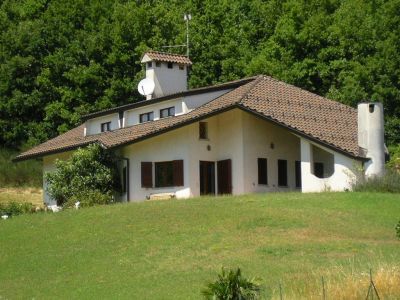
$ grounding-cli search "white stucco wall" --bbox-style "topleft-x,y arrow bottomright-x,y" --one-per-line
85,113 -> 120,136
123,90 -> 232,127
184,89 -> 232,110
121,109 -> 247,201
121,109 -> 308,202
300,138 -> 361,192
121,124 -> 192,201
242,113 -> 301,193
146,62 -> 188,98
187,109 -> 246,196
124,98 -> 184,127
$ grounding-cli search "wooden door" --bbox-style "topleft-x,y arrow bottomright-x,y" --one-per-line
217,159 -> 232,195
199,161 -> 215,195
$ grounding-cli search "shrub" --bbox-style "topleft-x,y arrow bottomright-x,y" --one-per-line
202,268 -> 262,300
0,201 -> 34,217
352,169 -> 400,193
45,144 -> 120,207
396,221 -> 400,239
387,145 -> 400,173
64,190 -> 114,208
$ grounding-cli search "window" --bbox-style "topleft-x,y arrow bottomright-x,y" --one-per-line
314,162 -> 324,178
199,122 -> 208,139
147,61 -> 153,68
101,122 -> 111,132
258,158 -> 268,185
179,64 -> 184,70
295,161 -> 301,188
156,61 -> 161,67
141,162 -> 152,188
167,62 -> 173,69
139,111 -> 154,123
160,107 -> 175,118
141,160 -> 184,188
278,159 -> 288,187
155,160 -> 183,187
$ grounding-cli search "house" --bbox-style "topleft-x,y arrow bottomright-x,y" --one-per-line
14,51 -> 386,204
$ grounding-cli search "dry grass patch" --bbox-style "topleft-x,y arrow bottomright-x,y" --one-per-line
0,187 -> 43,206
275,264 -> 400,300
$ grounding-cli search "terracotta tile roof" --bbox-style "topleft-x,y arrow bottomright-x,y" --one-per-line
142,51 -> 192,65
14,75 -> 361,162
237,76 -> 359,156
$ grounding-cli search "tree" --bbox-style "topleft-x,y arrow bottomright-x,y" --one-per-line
0,0 -> 399,148
45,143 -> 119,207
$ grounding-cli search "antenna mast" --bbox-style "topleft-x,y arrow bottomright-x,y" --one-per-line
162,13 -> 192,58
184,13 -> 191,57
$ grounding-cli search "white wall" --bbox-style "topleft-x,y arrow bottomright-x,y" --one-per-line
184,89 -> 232,110
300,138 -> 361,192
187,109 -> 246,196
121,125 -> 192,201
121,109 -> 246,201
124,89 -> 232,127
242,112 -> 301,193
146,62 -> 187,98
124,98 -> 184,127
85,114 -> 120,136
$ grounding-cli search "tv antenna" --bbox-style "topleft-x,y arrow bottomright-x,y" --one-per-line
162,13 -> 192,58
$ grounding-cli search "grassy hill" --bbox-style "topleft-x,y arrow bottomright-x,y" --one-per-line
0,192 -> 399,299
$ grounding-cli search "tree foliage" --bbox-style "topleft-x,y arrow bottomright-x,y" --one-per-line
1,0 -> 399,148
45,143 -> 119,207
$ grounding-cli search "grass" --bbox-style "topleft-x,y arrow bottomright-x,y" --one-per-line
0,187 -> 43,207
0,192 -> 399,299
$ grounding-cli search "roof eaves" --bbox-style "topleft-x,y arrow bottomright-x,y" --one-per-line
12,140 -> 103,162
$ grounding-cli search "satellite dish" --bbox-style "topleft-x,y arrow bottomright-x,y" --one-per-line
138,78 -> 155,96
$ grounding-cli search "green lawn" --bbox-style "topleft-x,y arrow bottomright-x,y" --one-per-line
0,192 -> 399,299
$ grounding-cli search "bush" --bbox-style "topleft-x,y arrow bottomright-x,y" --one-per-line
352,169 -> 400,193
202,268 -> 262,300
45,144 -> 120,207
64,190 -> 114,208
0,201 -> 34,217
387,145 -> 400,173
396,221 -> 400,239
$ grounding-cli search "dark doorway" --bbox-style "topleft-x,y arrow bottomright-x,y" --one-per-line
199,161 -> 215,195
217,159 -> 232,195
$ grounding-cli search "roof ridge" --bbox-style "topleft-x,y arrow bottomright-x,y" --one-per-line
145,50 -> 189,58
236,75 -> 264,104
260,75 -> 357,112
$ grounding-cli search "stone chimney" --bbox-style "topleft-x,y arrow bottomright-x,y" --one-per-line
358,102 -> 385,177
140,51 -> 192,99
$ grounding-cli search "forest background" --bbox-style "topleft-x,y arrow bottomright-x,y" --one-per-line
1,0 -> 399,151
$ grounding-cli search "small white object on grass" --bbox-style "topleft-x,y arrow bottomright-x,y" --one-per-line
1,215 -> 9,220
74,201 -> 80,209
48,205 -> 62,213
